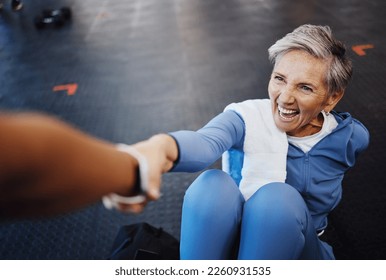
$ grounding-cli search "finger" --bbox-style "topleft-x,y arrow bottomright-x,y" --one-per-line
146,171 -> 162,201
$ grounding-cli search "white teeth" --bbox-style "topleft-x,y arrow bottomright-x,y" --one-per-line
278,105 -> 298,114
278,105 -> 298,120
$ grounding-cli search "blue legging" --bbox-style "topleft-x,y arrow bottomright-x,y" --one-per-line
180,170 -> 334,260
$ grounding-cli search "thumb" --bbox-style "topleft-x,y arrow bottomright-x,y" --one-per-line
145,167 -> 162,201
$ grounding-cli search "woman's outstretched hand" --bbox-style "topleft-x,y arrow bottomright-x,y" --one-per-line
109,134 -> 178,214
134,134 -> 178,199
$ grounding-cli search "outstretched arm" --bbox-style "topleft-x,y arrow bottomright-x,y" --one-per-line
169,110 -> 245,172
0,113 -> 141,219
128,111 -> 245,210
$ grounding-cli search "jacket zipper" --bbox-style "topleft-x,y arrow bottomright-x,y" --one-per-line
303,153 -> 310,195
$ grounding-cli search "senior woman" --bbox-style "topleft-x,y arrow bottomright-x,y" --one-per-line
111,24 -> 369,259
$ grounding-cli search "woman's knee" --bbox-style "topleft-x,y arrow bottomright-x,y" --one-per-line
185,169 -> 240,199
181,170 -> 244,260
183,169 -> 243,212
245,182 -> 307,221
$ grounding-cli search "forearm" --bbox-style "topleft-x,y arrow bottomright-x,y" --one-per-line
168,130 -> 222,172
0,113 -> 138,219
169,111 -> 245,172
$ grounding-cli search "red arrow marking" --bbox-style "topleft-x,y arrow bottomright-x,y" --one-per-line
352,44 -> 374,56
53,83 -> 78,95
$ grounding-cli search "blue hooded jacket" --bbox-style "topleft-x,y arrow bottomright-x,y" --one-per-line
286,111 -> 369,230
170,109 -> 369,232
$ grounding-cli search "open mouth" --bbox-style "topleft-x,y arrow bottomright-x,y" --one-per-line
278,105 -> 299,120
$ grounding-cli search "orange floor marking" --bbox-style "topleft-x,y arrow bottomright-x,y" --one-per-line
53,83 -> 78,95
352,44 -> 374,56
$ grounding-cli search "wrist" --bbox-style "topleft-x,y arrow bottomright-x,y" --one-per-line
102,144 -> 149,211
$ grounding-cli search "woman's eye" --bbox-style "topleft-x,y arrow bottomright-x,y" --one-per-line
301,85 -> 313,92
274,76 -> 284,82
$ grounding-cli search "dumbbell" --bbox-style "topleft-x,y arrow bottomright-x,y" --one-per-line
34,7 -> 72,29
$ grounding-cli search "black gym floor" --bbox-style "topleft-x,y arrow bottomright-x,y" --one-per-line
0,0 -> 385,259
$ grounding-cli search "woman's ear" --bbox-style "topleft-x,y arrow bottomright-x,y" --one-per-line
324,91 -> 344,113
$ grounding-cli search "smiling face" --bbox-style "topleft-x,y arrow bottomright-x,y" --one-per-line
268,50 -> 343,137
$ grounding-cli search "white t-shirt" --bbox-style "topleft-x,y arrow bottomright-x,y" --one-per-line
287,111 -> 338,153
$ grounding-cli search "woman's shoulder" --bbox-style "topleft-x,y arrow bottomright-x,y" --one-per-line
224,99 -> 272,124
351,118 -> 370,153
225,99 -> 270,111
333,111 -> 370,153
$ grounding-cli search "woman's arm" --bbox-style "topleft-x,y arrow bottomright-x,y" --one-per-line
0,113 -> 142,219
131,110 -> 245,181
127,111 -> 245,206
169,110 -> 245,172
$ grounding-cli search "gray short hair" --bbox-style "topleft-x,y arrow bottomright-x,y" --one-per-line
268,24 -> 352,95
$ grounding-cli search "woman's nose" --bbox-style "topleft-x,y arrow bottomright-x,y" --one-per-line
279,86 -> 295,104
